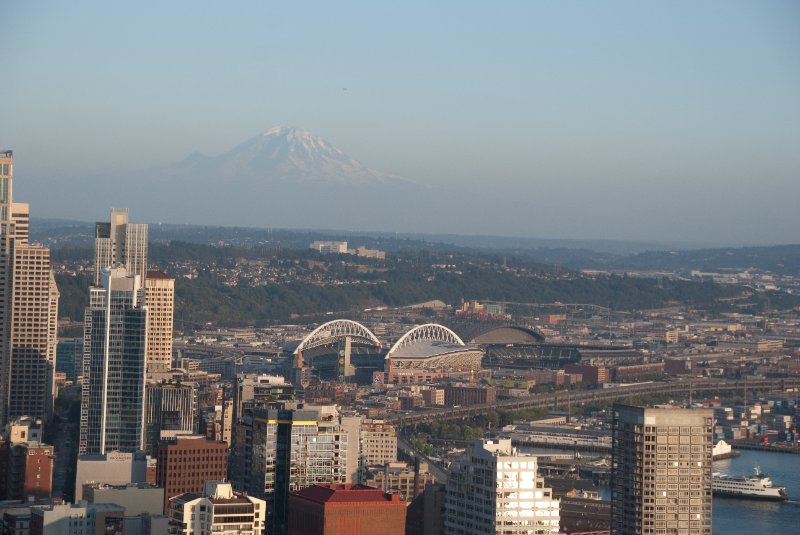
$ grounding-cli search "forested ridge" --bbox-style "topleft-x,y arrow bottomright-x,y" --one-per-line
54,241 -> 799,329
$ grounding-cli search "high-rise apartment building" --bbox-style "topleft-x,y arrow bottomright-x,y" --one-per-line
79,267 -> 147,455
144,270 -> 174,373
232,404 -> 349,535
0,151 -> 60,426
93,208 -> 148,285
444,438 -> 560,535
611,404 -> 714,535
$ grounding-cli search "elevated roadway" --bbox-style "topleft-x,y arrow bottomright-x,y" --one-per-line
388,378 -> 788,427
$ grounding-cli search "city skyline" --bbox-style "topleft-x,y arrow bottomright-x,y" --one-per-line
1,2 -> 798,244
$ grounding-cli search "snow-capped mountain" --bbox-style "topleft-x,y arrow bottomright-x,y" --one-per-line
162,126 -> 400,185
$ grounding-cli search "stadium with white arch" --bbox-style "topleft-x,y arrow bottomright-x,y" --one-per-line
283,319 -> 545,384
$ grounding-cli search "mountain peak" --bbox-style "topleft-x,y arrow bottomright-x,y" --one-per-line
165,126 -> 404,186
261,125 -> 312,138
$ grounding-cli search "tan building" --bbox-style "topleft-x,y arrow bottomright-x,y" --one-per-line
421,388 -> 444,406
364,461 -> 436,502
611,404 -> 713,535
145,270 -> 175,373
360,419 -> 397,467
0,151 -> 60,425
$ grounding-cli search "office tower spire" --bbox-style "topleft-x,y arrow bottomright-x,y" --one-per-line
0,150 -> 60,425
79,267 -> 147,455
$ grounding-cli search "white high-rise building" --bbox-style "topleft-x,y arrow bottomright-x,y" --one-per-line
444,438 -> 560,535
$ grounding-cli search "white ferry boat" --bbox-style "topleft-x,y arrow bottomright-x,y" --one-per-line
712,466 -> 788,501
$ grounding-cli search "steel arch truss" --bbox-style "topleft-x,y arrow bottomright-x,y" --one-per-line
294,319 -> 382,355
387,323 -> 465,355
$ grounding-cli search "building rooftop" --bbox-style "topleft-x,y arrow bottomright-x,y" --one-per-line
146,270 -> 173,280
292,484 -> 400,504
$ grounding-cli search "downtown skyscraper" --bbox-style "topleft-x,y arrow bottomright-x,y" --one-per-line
79,267 -> 147,455
0,150 -> 59,426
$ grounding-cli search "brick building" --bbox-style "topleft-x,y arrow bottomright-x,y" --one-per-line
0,441 -> 53,500
155,435 -> 228,513
287,484 -> 406,535
564,364 -> 609,386
444,385 -> 496,407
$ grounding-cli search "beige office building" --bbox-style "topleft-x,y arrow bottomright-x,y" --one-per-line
145,270 -> 175,373
612,404 -> 713,535
0,151 -> 59,425
360,419 -> 397,466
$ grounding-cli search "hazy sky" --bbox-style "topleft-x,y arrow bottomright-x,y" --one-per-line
2,1 -> 798,244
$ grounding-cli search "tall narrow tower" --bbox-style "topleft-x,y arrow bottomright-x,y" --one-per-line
0,150 -> 60,425
611,404 -> 713,535
79,267 -> 147,455
144,270 -> 174,373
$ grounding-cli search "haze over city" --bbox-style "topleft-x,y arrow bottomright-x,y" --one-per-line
2,1 -> 798,244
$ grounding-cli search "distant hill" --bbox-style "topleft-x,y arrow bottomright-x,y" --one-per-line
557,244 -> 800,277
32,219 -> 799,276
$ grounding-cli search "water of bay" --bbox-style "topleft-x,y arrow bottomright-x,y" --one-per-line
712,449 -> 800,534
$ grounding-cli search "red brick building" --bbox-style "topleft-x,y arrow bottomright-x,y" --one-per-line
0,441 -> 53,500
155,435 -> 228,513
288,484 -> 406,535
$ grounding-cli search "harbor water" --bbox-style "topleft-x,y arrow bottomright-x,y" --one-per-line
712,449 -> 800,534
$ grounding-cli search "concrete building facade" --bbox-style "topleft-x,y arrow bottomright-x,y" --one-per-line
611,404 -> 713,535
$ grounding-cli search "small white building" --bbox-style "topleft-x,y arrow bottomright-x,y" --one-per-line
168,481 -> 266,535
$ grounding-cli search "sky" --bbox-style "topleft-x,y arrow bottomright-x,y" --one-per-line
1,1 -> 798,245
